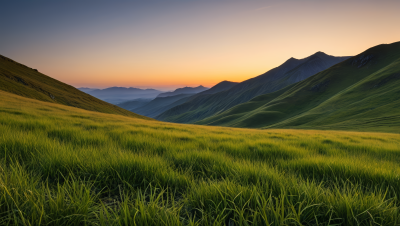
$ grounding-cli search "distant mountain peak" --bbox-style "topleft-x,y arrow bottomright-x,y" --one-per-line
282,57 -> 300,66
313,51 -> 329,57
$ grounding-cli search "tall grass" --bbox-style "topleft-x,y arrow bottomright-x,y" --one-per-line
1,91 -> 400,225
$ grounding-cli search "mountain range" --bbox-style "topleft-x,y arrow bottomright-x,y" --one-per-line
156,52 -> 350,123
78,87 -> 164,104
129,81 -> 238,118
198,41 -> 400,133
157,85 -> 209,98
2,41 -> 400,134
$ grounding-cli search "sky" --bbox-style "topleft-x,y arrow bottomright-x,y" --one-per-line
1,0 -> 399,90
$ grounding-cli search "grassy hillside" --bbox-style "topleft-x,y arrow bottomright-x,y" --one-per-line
0,55 -> 149,119
2,90 -> 400,225
199,42 -> 400,133
157,53 -> 349,123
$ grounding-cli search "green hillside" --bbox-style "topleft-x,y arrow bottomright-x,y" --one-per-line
2,90 -> 400,225
157,52 -> 349,123
0,55 -> 150,119
199,42 -> 400,133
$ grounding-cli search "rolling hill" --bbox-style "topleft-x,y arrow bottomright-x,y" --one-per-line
157,52 -> 350,123
198,41 -> 400,133
0,54 -> 150,119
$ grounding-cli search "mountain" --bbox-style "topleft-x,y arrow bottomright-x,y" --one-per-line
116,98 -> 152,111
157,52 -> 350,123
157,85 -> 208,98
198,41 -> 400,133
132,94 -> 194,118
197,81 -> 238,95
0,54 -> 151,120
79,87 -> 163,104
131,81 -> 238,118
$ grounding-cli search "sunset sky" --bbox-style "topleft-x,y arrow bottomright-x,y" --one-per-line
1,0 -> 399,90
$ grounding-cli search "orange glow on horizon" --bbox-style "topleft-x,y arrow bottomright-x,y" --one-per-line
3,0 -> 400,89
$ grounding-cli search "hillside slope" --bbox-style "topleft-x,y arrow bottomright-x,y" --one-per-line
157,52 -> 350,123
0,55 -> 151,119
199,41 -> 400,133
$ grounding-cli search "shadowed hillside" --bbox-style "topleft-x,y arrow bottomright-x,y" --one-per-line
157,52 -> 350,123
198,41 -> 400,133
0,55 -> 151,119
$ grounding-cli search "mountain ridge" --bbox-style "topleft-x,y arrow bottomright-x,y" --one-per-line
79,86 -> 164,104
157,85 -> 209,98
156,52 -> 350,123
197,41 -> 400,133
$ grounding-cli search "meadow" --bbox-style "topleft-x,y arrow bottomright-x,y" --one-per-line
1,90 -> 400,225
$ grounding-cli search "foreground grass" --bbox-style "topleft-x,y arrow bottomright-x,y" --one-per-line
1,90 -> 400,225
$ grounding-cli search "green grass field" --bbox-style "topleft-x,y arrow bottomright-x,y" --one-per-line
2,90 -> 400,225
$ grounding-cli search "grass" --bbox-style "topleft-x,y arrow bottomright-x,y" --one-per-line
1,90 -> 400,225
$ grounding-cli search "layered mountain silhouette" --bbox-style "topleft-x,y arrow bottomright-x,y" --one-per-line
156,52 -> 350,123
198,41 -> 400,133
131,81 -> 239,118
79,87 -> 163,104
196,81 -> 238,95
157,85 -> 208,98
0,55 -> 151,119
132,94 -> 194,118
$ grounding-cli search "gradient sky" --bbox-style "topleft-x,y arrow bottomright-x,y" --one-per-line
1,0 -> 399,90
